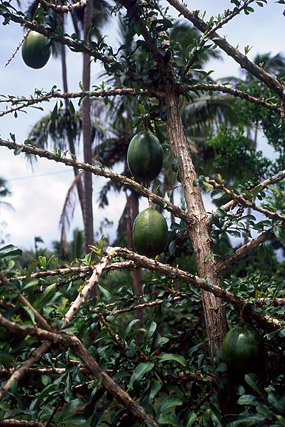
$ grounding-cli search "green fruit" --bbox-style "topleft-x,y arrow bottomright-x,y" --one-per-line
133,208 -> 168,258
222,324 -> 266,380
127,131 -> 163,182
22,31 -> 51,69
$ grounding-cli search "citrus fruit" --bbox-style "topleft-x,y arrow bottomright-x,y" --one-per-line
133,208 -> 168,258
222,324 -> 266,380
22,31 -> 51,69
127,131 -> 163,182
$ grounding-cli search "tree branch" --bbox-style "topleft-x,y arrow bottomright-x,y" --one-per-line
108,247 -> 283,331
0,341 -> 52,400
216,229 -> 272,273
221,170 -> 285,213
2,12 -> 122,70
0,138 -> 189,224
166,0 -> 285,100
181,83 -> 281,114
208,178 -> 285,222
0,88 -> 149,118
0,315 -> 158,426
39,0 -> 87,12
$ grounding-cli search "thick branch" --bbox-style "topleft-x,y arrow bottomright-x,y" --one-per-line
182,84 -> 281,114
108,247 -> 283,331
208,179 -> 285,222
0,138 -> 189,223
0,315 -> 158,426
217,229 -> 272,273
166,0 -> 285,99
62,251 -> 114,327
0,341 -> 52,400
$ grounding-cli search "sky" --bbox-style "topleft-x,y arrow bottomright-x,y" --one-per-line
0,0 -> 284,252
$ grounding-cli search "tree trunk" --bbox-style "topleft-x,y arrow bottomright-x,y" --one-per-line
126,190 -> 144,340
60,14 -> 85,222
82,0 -> 94,254
165,87 -> 228,355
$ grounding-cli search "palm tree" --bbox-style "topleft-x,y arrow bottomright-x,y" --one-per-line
23,0 -> 110,255
0,177 -> 12,210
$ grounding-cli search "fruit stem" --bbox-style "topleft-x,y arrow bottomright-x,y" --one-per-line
148,196 -> 153,208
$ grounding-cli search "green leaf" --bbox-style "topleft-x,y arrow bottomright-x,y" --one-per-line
184,410 -> 197,427
124,319 -> 141,340
158,352 -> 187,367
21,278 -> 38,292
237,394 -> 259,406
203,181 -> 213,193
157,395 -> 183,415
0,352 -> 14,369
144,320 -> 157,348
273,225 -> 282,238
157,412 -> 183,426
215,208 -> 226,218
23,305 -> 36,324
14,147 -> 23,156
148,379 -> 161,402
212,189 -> 226,200
244,373 -> 266,399
69,100 -> 75,116
0,244 -> 22,260
128,362 -> 154,388
98,284 -> 111,302
267,390 -> 285,415
35,283 -> 57,309
51,103 -> 58,122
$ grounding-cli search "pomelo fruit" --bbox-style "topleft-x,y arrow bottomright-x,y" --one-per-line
22,31 -> 51,69
133,208 -> 168,258
127,131 -> 163,182
222,324 -> 266,380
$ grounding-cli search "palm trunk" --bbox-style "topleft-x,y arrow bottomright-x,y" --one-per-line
60,14 -> 85,221
126,191 -> 144,341
82,0 -> 94,254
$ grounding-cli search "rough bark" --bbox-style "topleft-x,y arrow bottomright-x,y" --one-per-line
165,87 -> 228,355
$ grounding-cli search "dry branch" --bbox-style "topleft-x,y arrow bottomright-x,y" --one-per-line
183,83 -> 281,114
0,138 -> 189,223
0,88 -> 149,118
0,341 -> 52,400
166,0 -> 285,101
208,179 -> 285,222
39,0 -> 87,12
106,247 -> 283,331
61,251 -> 114,327
0,315 -> 158,426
